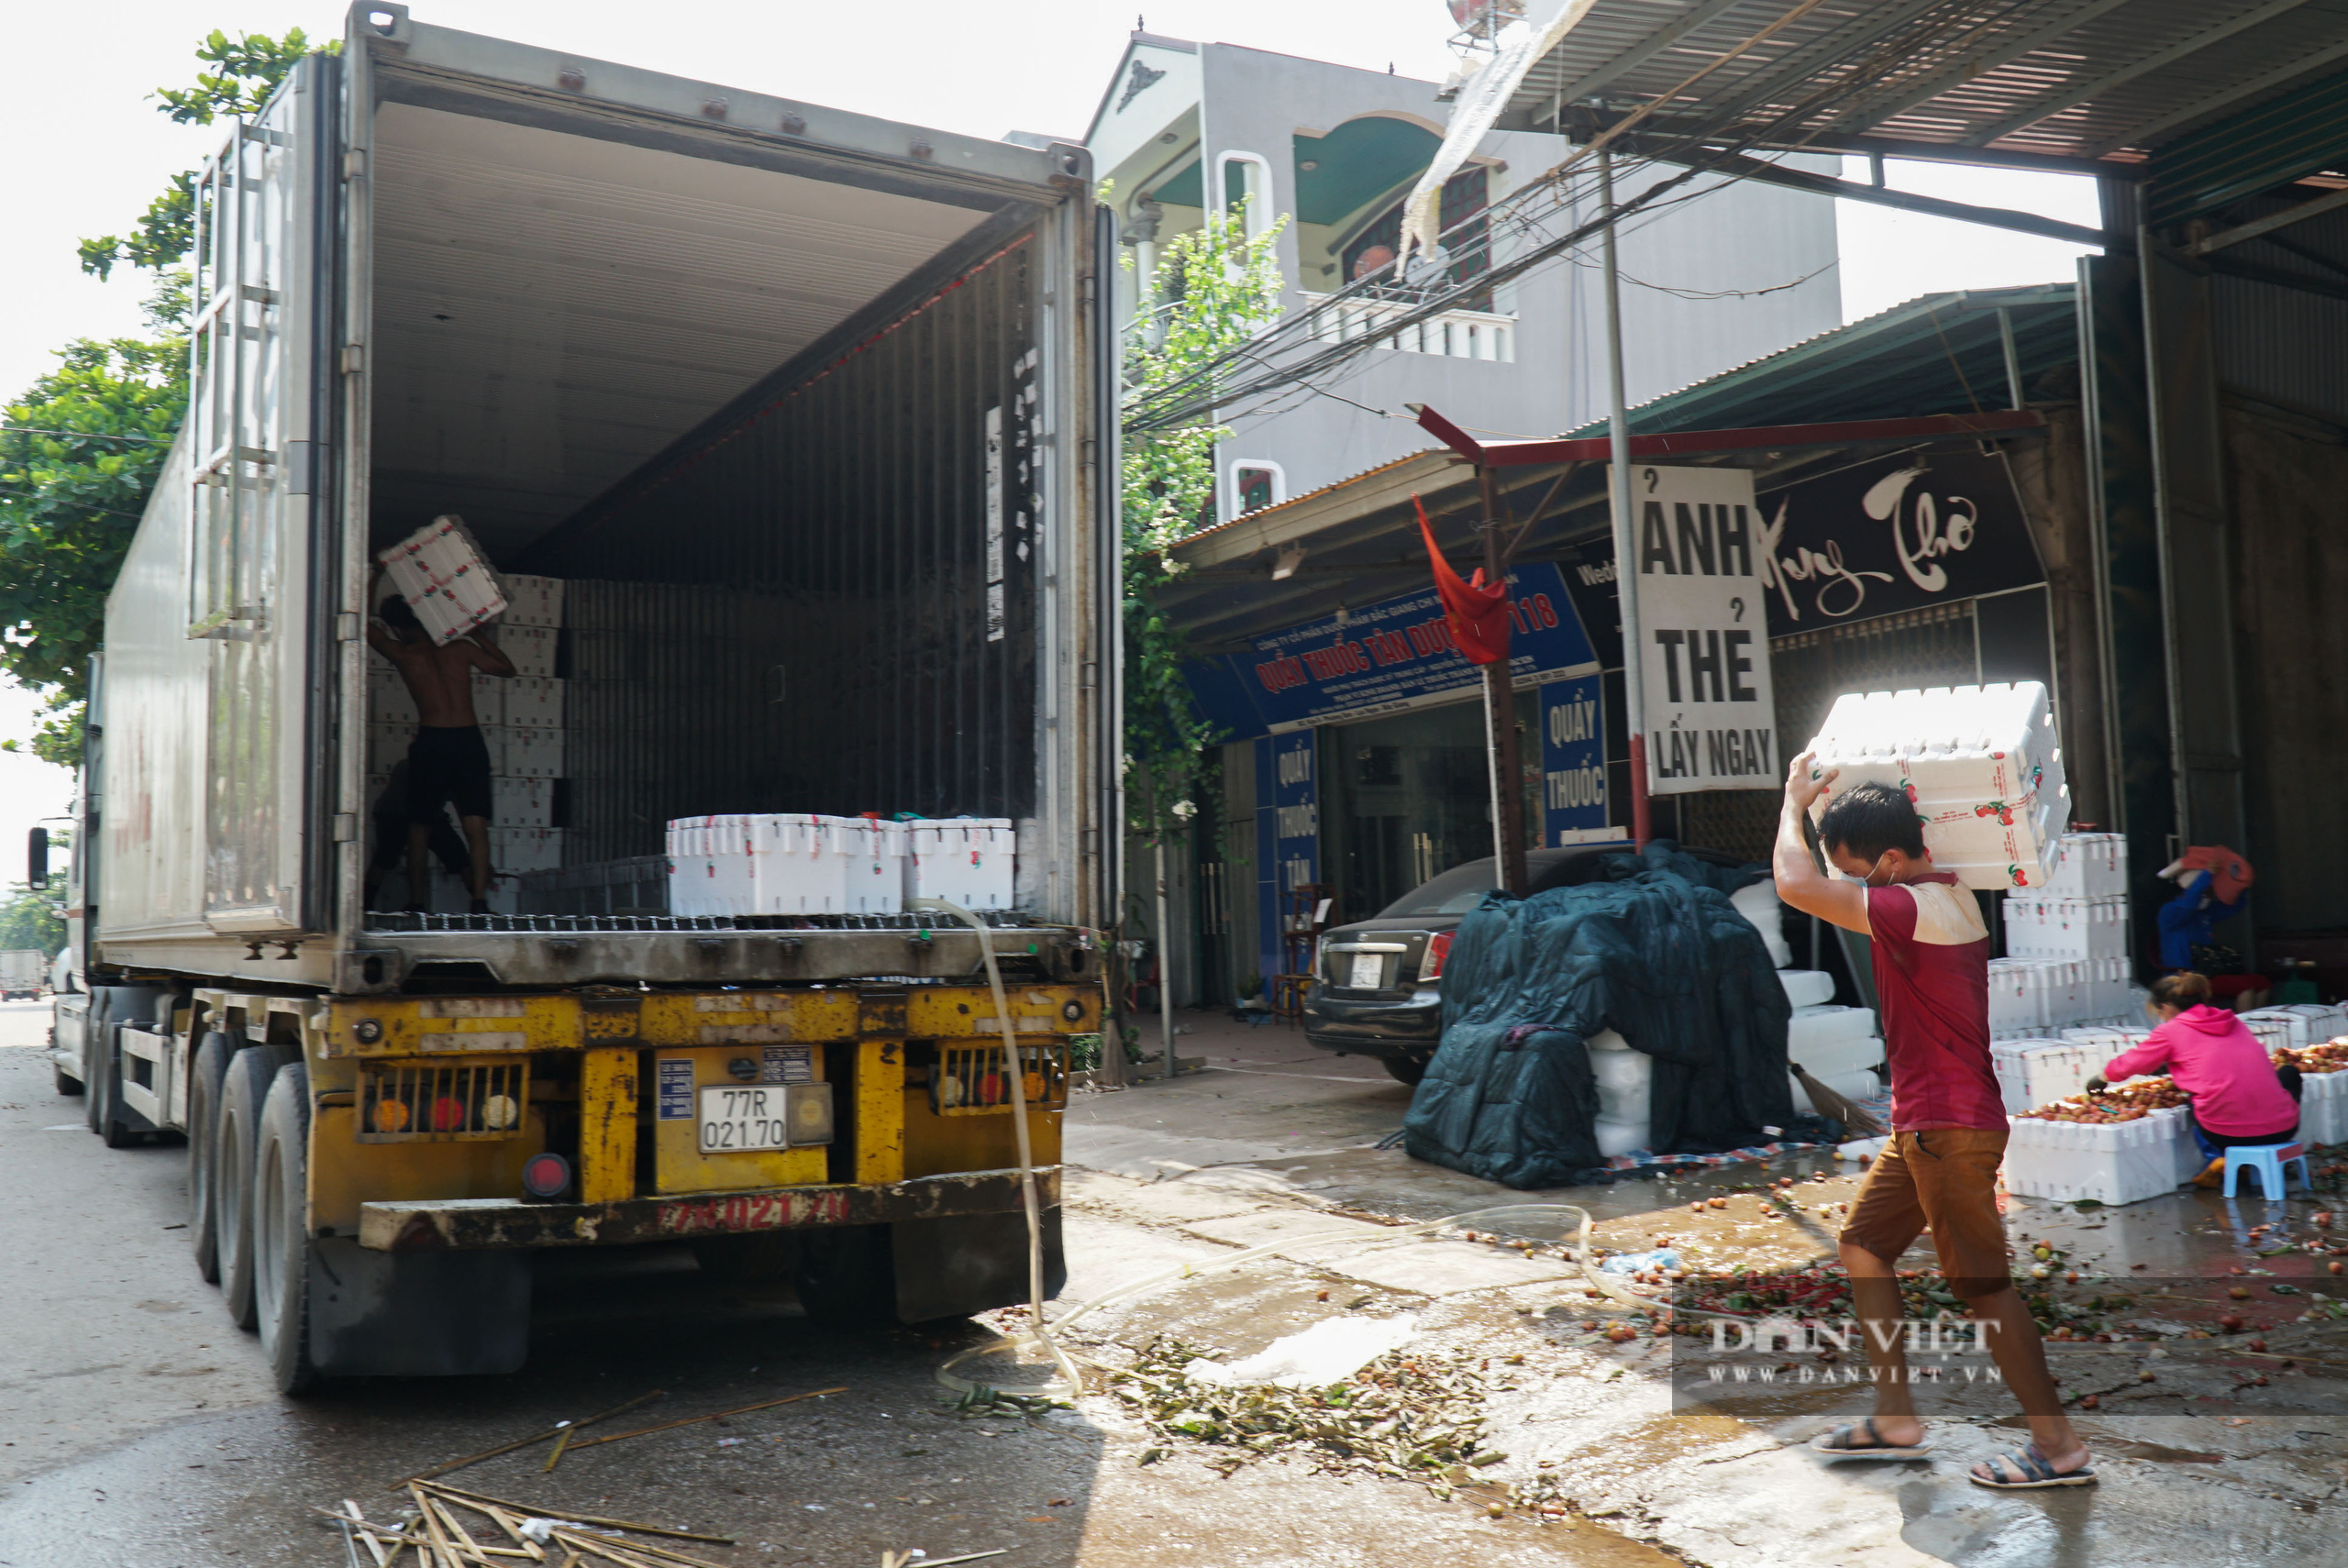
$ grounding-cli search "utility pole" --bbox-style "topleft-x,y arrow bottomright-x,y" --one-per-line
1479,464 -> 1531,895
1600,149 -> 1653,848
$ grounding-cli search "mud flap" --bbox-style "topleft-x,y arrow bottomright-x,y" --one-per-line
890,1206 -> 1065,1323
306,1238 -> 532,1375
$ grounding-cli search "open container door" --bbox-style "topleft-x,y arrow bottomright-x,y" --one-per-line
186,54 -> 338,937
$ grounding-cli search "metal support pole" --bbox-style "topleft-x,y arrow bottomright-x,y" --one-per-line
1479,464 -> 1531,895
1156,835 -> 1176,1082
1600,150 -> 1652,848
1997,306 -> 2026,410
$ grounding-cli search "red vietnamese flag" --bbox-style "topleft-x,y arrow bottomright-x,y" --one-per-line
1413,494 -> 1510,665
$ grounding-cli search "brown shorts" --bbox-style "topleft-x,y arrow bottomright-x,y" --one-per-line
1840,1128 -> 2013,1298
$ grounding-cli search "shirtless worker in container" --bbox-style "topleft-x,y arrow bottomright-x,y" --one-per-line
368,567 -> 515,914
1771,754 -> 2094,1490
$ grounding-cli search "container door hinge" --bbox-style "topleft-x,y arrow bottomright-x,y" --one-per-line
332,812 -> 359,844
343,149 -> 367,180
336,612 -> 360,642
340,345 -> 364,374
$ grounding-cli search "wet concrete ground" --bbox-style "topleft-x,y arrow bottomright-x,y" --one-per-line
5,1001 -> 2345,1567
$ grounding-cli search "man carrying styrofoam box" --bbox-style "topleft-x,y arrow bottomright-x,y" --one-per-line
1775,750 -> 2094,1490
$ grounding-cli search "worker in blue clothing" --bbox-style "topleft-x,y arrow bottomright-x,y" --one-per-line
2154,845 -> 2254,974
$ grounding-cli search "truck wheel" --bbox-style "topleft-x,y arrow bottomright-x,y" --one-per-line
53,1058 -> 82,1096
791,1225 -> 896,1329
97,1024 -> 146,1148
254,1060 -> 318,1395
692,1232 -> 793,1282
216,1046 -> 278,1331
83,1019 -> 109,1133
1381,1056 -> 1429,1087
186,1032 -> 234,1282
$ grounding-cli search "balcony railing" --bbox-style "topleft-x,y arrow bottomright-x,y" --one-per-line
1301,293 -> 1515,363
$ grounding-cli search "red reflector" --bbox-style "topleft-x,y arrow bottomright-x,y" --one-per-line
1421,931 -> 1455,980
522,1151 -> 571,1199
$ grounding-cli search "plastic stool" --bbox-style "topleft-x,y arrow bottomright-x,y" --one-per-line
2221,1141 -> 2309,1198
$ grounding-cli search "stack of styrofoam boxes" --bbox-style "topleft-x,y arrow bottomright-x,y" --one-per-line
670,813 -> 912,918
1991,1037 -> 2102,1114
2298,1064 -> 2348,1147
1732,879 -> 1886,1120
1587,1029 -> 1652,1158
903,818 -> 1017,912
2006,1104 -> 2196,1206
1805,682 -> 2069,891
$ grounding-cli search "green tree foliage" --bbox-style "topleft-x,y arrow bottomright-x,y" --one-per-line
1120,204 -> 1287,845
77,29 -> 327,281
0,869 -> 68,955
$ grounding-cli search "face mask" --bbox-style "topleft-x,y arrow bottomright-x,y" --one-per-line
1861,852 -> 1894,888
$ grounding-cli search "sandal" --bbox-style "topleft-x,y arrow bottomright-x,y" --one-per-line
1968,1442 -> 2096,1489
1809,1416 -> 1933,1460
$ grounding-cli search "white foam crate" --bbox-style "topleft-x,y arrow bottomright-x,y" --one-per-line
1790,1066 -> 1880,1118
2274,1003 -> 2346,1044
748,813 -> 849,915
2003,894 -> 2127,961
1806,682 -> 2068,889
502,573 -> 566,628
493,777 -> 554,831
368,667 -> 416,726
1779,969 -> 1835,1008
498,624 -> 559,679
492,826 -> 564,877
377,514 -> 506,644
836,816 -> 905,914
1730,881 -> 1792,966
2241,1013 -> 2297,1056
2004,1105 -> 2190,1206
1992,1038 -> 2099,1114
499,725 -> 564,779
903,817 -> 1015,912
366,721 -> 408,777
2299,1070 -> 2348,1146
1790,1035 -> 1884,1078
2043,832 -> 2127,899
469,670 -> 505,727
504,677 -> 563,729
669,815 -> 759,918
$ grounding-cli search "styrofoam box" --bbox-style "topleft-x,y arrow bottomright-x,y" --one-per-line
2044,833 -> 2127,899
2005,1105 -> 2190,1206
368,667 -> 417,727
469,670 -> 505,727
1779,969 -> 1836,1009
501,573 -> 566,629
836,816 -> 905,914
1791,1032 -> 1885,1079
2274,1003 -> 2346,1043
1587,1029 -> 1648,1123
2299,1069 -> 2348,1146
366,722 -> 409,777
1992,1037 -> 2098,1113
748,813 -> 847,915
903,817 -> 1016,912
667,814 -> 759,917
1791,1004 -> 1875,1044
377,514 -> 506,644
2240,1008 -> 2311,1051
2003,894 -> 2127,962
499,726 -> 564,779
492,826 -> 564,877
493,777 -> 554,831
1730,881 -> 1791,967
503,677 -> 563,729
1805,682 -> 2069,889
498,624 -> 559,679
1790,1066 -> 1880,1118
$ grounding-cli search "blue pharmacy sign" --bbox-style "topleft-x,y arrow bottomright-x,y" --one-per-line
1539,674 -> 1612,846
1252,732 -> 1320,990
1188,561 -> 1600,741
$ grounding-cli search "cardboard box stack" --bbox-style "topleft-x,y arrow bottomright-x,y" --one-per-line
366,571 -> 567,908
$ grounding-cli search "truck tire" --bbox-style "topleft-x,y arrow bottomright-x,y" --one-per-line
254,1060 -> 318,1395
216,1046 -> 278,1331
791,1225 -> 896,1329
1380,1056 -> 1429,1087
53,1058 -> 81,1096
97,1024 -> 146,1148
186,1032 -> 234,1283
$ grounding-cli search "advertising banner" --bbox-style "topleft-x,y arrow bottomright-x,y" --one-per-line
1621,464 -> 1779,795
1539,674 -> 1610,845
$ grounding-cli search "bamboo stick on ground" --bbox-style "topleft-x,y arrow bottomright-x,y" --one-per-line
393,1393 -> 664,1487
344,1500 -> 394,1567
559,1387 -> 846,1452
412,1482 -> 470,1567
416,1482 -> 734,1544
545,1527 -> 728,1568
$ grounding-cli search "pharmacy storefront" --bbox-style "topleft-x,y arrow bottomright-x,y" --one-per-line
1186,560 -> 1615,985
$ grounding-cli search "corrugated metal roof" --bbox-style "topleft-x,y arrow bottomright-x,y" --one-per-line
1562,282 -> 2079,436
1504,0 -> 2348,166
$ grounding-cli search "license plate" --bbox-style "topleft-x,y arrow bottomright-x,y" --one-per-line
1348,953 -> 1385,989
698,1085 -> 791,1154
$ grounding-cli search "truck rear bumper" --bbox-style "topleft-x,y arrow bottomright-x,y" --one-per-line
359,1165 -> 1059,1251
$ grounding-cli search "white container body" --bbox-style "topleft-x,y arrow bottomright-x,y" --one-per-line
1991,1037 -> 2097,1114
1805,682 -> 2069,889
2043,832 -> 2127,899
748,813 -> 847,915
2298,1069 -> 2348,1146
2003,894 -> 2127,961
2004,1106 -> 2188,1206
903,817 -> 1017,912
2239,1008 -> 2311,1050
831,816 -> 904,914
1778,969 -> 1835,1009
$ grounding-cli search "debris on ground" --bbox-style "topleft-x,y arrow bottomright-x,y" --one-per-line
327,1477 -> 733,1566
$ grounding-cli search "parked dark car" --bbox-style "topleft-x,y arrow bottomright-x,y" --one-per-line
1303,844 -> 1749,1084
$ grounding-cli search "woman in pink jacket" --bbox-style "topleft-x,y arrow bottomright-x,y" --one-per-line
2088,971 -> 2303,1187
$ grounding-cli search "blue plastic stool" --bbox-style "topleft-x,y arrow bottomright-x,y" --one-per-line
2221,1142 -> 2309,1198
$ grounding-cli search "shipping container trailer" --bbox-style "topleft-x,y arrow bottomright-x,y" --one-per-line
0,949 -> 44,999
50,3 -> 1118,1392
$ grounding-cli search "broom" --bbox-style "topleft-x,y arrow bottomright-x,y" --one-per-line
1791,804 -> 1888,1140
